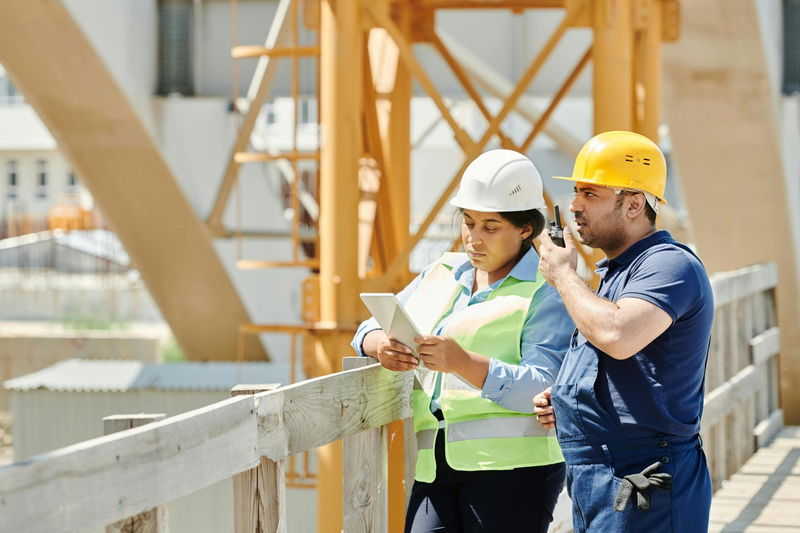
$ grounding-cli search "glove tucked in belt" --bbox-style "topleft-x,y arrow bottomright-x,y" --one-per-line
613,461 -> 673,512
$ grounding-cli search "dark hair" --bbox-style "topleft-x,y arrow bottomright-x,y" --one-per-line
499,209 -> 546,252
615,191 -> 657,225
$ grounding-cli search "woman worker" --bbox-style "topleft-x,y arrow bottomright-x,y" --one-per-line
351,149 -> 573,533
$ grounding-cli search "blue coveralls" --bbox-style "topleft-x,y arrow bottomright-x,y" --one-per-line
551,230 -> 714,533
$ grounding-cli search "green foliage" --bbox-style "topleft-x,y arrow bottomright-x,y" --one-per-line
61,313 -> 128,331
162,336 -> 186,363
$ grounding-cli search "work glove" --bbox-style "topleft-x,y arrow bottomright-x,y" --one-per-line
613,461 -> 673,511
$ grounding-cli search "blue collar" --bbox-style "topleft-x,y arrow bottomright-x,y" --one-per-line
595,229 -> 674,273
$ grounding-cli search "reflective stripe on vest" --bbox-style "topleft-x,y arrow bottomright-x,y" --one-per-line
406,252 -> 563,482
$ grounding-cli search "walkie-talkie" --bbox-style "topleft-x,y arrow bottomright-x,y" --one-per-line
548,205 -> 565,247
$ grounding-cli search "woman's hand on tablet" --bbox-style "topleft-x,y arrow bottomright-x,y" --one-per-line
365,330 -> 418,371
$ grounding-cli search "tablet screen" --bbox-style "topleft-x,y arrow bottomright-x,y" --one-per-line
359,293 -> 422,357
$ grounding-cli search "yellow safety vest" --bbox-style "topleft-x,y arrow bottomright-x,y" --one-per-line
404,253 -> 563,482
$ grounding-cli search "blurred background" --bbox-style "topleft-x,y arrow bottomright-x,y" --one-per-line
0,0 -> 798,531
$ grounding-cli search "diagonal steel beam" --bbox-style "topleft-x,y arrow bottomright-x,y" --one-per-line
0,0 -> 267,360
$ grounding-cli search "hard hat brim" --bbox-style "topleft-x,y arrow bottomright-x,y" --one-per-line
449,198 -> 547,212
551,175 -> 667,204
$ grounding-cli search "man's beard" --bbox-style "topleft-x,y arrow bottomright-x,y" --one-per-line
575,208 -> 627,251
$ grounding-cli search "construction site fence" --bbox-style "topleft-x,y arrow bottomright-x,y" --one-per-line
0,262 -> 782,532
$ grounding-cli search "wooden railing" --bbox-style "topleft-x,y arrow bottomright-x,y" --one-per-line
0,360 -> 412,533
702,262 -> 783,489
0,262 -> 783,532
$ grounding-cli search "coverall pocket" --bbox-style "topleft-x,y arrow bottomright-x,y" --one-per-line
606,458 -> 674,532
551,383 -> 583,442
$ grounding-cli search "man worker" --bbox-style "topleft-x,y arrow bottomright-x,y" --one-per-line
534,130 -> 714,532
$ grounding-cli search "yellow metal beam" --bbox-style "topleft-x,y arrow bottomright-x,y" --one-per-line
402,0 -> 566,7
231,44 -> 319,59
592,0 -> 634,132
0,0 -> 267,362
317,0 -> 364,531
632,0 -> 662,140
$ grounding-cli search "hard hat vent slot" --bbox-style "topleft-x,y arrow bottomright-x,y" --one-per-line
624,154 -> 634,163
509,184 -> 522,196
643,158 -> 651,166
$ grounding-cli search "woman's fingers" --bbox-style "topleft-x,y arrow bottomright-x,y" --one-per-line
388,340 -> 413,354
377,342 -> 418,371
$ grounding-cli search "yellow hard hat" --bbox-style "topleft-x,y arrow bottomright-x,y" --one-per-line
553,131 -> 667,203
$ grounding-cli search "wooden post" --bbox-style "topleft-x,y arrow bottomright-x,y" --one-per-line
102,414 -> 168,533
342,357 -> 388,532
230,384 -> 285,533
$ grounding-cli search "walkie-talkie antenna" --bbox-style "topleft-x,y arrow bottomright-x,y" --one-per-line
554,205 -> 562,227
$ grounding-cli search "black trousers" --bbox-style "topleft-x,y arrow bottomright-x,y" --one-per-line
405,429 -> 566,533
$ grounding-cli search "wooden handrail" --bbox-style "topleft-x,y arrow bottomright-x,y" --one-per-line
0,363 -> 411,533
0,262 -> 783,531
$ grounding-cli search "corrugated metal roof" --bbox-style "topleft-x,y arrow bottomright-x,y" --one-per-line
4,359 -> 291,392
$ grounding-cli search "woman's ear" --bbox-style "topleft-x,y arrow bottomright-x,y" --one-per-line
520,224 -> 533,241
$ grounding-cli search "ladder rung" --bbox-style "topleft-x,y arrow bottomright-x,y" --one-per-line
231,45 -> 320,59
234,151 -> 320,164
236,259 -> 320,270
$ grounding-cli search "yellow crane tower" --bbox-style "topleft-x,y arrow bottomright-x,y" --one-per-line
214,1 -> 681,531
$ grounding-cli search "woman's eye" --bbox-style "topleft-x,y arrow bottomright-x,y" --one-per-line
485,227 -> 497,232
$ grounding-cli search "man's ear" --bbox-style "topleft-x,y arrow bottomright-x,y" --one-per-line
627,193 -> 647,219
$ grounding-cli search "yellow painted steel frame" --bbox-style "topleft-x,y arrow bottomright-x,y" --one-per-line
211,1 -> 676,531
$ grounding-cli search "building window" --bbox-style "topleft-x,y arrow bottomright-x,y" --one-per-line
36,160 -> 47,198
785,0 -> 800,95
67,171 -> 78,191
7,160 -> 18,199
300,98 -> 316,124
0,73 -> 24,105
157,0 -> 194,96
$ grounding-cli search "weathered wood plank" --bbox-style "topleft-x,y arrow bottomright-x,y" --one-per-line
0,396 -> 260,533
233,457 -> 287,533
704,365 -> 759,427
103,414 -> 168,533
231,385 -> 285,533
103,414 -> 166,436
343,357 -> 387,533
710,263 -> 777,308
0,363 -> 413,533
754,409 -> 784,449
256,362 -> 413,460
751,327 -> 780,366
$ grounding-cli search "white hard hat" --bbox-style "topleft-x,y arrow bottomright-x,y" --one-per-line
449,149 -> 546,212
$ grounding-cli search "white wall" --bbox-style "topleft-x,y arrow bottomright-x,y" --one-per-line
756,0 -> 800,284
62,0 -> 159,135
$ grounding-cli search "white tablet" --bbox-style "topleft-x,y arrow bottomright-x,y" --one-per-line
359,293 -> 422,357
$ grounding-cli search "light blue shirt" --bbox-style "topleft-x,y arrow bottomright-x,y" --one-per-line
351,247 -> 574,413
